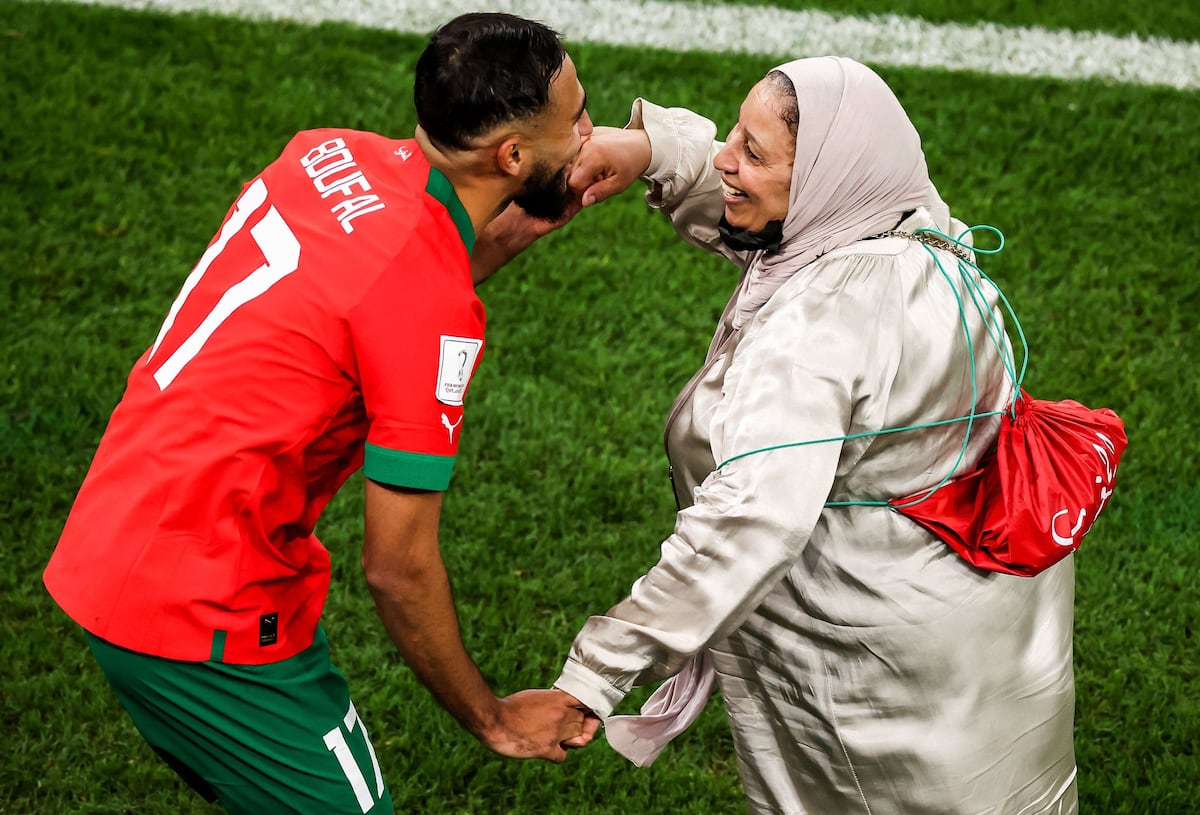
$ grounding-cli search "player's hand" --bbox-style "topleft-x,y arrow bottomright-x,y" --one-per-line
470,201 -> 583,284
477,689 -> 599,762
481,199 -> 577,250
569,126 -> 652,207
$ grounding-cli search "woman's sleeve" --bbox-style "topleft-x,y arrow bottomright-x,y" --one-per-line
629,99 -> 745,264
555,272 -> 883,717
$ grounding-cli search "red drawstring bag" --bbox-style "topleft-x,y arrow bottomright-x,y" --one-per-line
716,228 -> 1128,576
890,390 -> 1127,576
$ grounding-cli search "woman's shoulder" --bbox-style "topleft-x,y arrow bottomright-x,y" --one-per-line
823,208 -> 973,266
757,208 -> 969,321
771,241 -> 909,306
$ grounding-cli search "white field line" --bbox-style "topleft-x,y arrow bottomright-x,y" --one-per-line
52,0 -> 1200,91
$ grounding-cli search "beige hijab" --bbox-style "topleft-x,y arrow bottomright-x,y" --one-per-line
722,56 -> 948,336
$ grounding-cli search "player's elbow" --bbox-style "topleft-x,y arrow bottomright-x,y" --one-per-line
362,547 -> 403,595
361,545 -> 434,600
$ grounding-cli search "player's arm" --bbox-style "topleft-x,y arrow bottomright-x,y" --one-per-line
361,479 -> 596,761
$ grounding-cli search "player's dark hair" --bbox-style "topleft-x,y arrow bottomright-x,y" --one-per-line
414,13 -> 567,151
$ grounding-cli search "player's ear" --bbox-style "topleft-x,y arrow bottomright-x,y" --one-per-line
495,134 -> 525,178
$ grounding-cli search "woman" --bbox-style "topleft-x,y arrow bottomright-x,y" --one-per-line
554,57 -> 1077,814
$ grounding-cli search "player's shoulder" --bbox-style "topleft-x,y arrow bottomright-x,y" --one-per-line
285,127 -> 387,152
267,129 -> 472,272
273,129 -> 444,239
281,128 -> 420,176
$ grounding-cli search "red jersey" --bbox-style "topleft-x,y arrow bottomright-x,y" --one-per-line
44,130 -> 484,664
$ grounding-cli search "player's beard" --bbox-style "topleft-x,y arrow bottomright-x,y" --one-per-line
512,159 -> 573,223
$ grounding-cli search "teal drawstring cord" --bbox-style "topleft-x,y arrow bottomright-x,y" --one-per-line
713,224 -> 1027,509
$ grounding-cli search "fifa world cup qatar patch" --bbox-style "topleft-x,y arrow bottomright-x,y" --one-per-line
435,335 -> 482,405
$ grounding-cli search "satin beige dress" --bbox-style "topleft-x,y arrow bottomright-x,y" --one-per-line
556,102 -> 1078,814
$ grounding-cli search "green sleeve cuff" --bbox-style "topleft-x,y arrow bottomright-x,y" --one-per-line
363,444 -> 455,491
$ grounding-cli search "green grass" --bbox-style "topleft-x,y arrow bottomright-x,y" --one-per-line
719,0 -> 1200,41
3,2 -> 1199,813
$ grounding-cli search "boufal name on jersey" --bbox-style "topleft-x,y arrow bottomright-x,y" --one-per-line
299,137 -> 387,234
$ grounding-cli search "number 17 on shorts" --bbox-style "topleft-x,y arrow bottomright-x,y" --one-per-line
324,701 -> 390,814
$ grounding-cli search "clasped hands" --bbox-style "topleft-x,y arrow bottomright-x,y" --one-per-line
477,688 -> 600,763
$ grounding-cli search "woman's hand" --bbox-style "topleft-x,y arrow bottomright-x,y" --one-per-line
569,126 -> 653,207
471,127 -> 653,284
476,689 -> 600,763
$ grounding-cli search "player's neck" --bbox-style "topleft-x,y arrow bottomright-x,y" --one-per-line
415,128 -> 516,236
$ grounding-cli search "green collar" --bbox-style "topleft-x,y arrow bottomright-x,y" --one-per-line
424,167 -> 475,255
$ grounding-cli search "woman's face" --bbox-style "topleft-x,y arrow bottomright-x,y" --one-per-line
713,80 -> 795,233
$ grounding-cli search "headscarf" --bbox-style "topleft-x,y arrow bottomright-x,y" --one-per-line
721,56 -> 948,336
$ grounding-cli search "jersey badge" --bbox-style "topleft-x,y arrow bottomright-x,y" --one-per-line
435,335 -> 482,406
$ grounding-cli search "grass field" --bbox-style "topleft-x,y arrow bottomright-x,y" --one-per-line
3,0 -> 1198,812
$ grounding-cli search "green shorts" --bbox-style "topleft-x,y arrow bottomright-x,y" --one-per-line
86,626 -> 394,815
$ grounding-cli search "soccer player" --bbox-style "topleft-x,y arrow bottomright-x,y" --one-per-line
43,13 -> 596,815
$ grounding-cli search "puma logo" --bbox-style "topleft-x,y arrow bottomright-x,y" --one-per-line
441,412 -> 463,444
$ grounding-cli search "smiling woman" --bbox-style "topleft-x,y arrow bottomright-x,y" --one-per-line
553,55 -> 1081,815
712,73 -> 796,235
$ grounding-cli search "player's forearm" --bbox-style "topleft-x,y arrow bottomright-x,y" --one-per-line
470,200 -> 580,285
470,214 -> 537,284
366,559 -> 502,739
470,237 -> 520,284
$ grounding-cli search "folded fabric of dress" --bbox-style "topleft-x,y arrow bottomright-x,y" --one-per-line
602,651 -> 716,767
